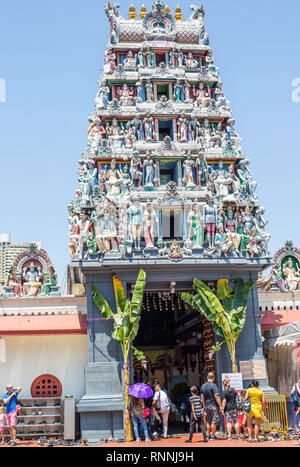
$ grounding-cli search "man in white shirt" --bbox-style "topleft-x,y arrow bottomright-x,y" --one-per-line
152,383 -> 170,439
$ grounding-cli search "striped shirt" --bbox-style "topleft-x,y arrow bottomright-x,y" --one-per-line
190,395 -> 202,417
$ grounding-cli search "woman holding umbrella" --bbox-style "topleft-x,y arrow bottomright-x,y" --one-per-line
128,383 -> 153,442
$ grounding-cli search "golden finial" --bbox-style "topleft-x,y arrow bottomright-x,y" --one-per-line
174,5 -> 183,21
165,4 -> 170,13
128,4 -> 137,20
140,4 -> 147,19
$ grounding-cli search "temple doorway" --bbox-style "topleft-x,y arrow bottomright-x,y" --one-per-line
132,287 -> 216,429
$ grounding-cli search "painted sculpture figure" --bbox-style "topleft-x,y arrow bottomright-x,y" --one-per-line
67,1 -> 271,264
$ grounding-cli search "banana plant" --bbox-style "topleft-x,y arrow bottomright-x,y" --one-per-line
181,278 -> 253,373
91,269 -> 146,442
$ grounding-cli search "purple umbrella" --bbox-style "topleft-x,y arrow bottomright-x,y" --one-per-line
128,383 -> 153,399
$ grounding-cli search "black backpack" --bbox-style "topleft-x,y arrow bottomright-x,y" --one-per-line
236,392 -> 244,411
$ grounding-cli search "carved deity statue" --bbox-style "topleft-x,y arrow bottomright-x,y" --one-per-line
143,152 -> 157,187
23,263 -> 42,296
183,155 -> 196,188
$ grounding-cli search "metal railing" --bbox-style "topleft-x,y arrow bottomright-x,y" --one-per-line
261,394 -> 288,438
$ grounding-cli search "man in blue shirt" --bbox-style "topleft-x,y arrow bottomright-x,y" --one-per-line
3,385 -> 22,446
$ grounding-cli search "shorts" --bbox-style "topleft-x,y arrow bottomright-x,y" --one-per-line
205,406 -> 219,426
6,411 -> 17,428
225,409 -> 238,425
0,424 -> 4,432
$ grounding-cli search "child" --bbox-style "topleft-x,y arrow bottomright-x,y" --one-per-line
239,390 -> 248,439
185,386 -> 208,444
0,406 -> 5,444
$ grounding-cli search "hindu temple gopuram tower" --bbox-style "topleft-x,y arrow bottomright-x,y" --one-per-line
68,2 -> 273,440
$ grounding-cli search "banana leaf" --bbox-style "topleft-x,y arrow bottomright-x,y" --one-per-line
130,270 -> 146,317
193,279 -> 224,316
216,279 -> 233,301
181,292 -> 216,323
91,286 -> 114,319
113,275 -> 126,315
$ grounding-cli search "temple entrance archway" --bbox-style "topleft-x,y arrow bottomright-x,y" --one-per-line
132,284 -> 216,431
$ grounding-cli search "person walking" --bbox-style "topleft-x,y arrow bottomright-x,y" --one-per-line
0,405 -> 5,444
239,390 -> 249,439
222,380 -> 240,440
185,386 -> 208,444
2,385 -> 22,446
127,395 -> 151,442
291,378 -> 300,444
244,380 -> 266,443
152,382 -> 170,439
200,372 -> 223,441
180,392 -> 191,433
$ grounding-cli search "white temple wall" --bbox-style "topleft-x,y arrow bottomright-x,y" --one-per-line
0,335 -> 88,402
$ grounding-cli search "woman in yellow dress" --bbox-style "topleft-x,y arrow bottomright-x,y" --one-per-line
245,380 -> 266,442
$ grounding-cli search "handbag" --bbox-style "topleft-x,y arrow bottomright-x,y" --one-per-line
144,408 -> 151,418
244,398 -> 251,413
291,384 -> 300,407
236,393 -> 244,412
167,395 -> 178,414
154,391 -> 161,411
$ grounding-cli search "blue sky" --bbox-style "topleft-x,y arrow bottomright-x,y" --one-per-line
0,0 -> 299,289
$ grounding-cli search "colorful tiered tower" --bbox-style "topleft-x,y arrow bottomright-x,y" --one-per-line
69,2 -> 274,441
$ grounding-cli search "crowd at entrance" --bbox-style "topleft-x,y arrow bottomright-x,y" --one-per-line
127,374 -> 300,444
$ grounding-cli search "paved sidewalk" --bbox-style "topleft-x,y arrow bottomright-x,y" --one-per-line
0,435 -> 299,447
103,434 -> 300,448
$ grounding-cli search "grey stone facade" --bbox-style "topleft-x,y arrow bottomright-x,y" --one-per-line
76,260 -> 274,441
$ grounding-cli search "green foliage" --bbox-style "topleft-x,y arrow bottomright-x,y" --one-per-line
91,269 -> 146,359
181,278 -> 253,372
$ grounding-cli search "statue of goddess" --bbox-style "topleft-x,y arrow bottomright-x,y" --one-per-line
183,81 -> 191,102
283,258 -> 300,291
104,49 -> 116,74
97,209 -> 118,253
5,267 -> 23,297
214,161 -> 229,197
177,114 -> 188,140
123,50 -> 137,68
246,228 -> 261,258
146,47 -> 153,67
188,118 -> 200,142
96,80 -> 110,109
169,48 -> 176,67
173,80 -> 182,102
23,263 -> 43,296
128,199 -> 143,250
185,52 -> 199,68
143,152 -> 157,187
176,48 -> 184,67
144,113 -> 154,141
130,152 -> 142,187
107,117 -> 121,136
187,204 -> 203,248
193,83 -> 210,108
145,79 -> 154,102
138,48 -> 145,67
215,226 -> 233,257
143,203 -> 159,249
242,207 -> 253,236
196,154 -> 208,186
136,80 -> 144,102
105,159 -> 123,201
183,155 -> 196,187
